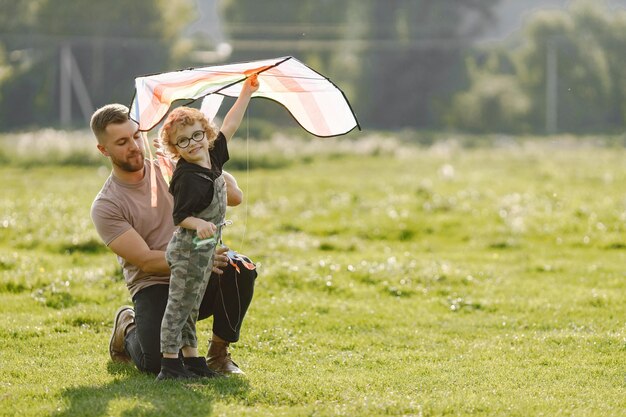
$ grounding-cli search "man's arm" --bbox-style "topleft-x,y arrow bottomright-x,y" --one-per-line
108,227 -> 230,276
108,228 -> 170,275
223,171 -> 243,206
221,75 -> 259,141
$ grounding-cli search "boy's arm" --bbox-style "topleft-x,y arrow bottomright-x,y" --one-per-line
221,75 -> 259,141
179,216 -> 217,239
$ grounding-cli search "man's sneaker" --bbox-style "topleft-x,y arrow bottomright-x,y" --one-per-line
207,340 -> 245,375
109,306 -> 135,363
183,356 -> 222,378
156,357 -> 200,381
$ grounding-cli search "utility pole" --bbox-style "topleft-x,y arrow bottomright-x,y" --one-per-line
60,43 -> 72,126
546,39 -> 558,134
59,42 -> 94,127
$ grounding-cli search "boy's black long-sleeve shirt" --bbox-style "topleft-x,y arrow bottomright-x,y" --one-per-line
169,132 -> 229,226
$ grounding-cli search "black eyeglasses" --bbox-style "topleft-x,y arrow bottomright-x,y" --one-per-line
175,130 -> 205,149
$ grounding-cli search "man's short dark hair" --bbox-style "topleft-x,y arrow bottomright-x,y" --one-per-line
90,104 -> 130,143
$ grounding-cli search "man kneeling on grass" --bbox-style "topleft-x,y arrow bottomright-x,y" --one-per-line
89,103 -> 257,378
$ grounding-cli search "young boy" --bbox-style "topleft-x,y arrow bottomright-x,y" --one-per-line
156,75 -> 258,380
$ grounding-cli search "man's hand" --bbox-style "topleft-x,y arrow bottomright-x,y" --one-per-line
212,245 -> 230,275
223,171 -> 243,207
152,137 -> 166,158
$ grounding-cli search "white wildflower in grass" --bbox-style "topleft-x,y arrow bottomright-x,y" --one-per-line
1,129 -> 101,166
499,193 -> 527,234
439,163 -> 455,180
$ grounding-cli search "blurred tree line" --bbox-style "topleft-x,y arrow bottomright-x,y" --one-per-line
0,0 -> 194,129
0,0 -> 625,134
448,0 -> 626,134
220,0 -> 501,131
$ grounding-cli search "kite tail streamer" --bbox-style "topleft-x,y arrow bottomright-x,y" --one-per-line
141,131 -> 158,208
156,154 -> 174,185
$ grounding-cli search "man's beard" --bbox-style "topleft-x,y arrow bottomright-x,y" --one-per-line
112,152 -> 144,172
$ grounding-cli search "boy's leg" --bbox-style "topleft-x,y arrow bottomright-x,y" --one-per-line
158,262 -> 216,380
124,284 -> 170,375
161,261 -> 211,354
181,279 -> 210,351
180,289 -> 221,379
179,314 -> 198,352
178,282 -> 222,380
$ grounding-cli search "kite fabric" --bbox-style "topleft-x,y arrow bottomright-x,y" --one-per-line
129,56 -> 360,138
200,94 -> 224,122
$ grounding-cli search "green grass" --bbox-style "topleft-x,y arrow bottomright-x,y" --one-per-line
1,136 -> 625,416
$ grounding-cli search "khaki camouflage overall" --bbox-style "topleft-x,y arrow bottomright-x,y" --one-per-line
160,174 -> 227,354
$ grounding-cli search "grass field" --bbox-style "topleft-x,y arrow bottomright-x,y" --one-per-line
0,132 -> 625,416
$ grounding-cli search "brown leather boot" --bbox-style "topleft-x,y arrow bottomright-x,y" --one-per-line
207,340 -> 244,375
109,306 -> 136,363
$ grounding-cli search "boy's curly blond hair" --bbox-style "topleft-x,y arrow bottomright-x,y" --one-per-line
159,107 -> 218,159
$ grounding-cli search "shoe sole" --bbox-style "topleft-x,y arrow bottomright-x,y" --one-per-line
206,364 -> 245,376
109,306 -> 134,359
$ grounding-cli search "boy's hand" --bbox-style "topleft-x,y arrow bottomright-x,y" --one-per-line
196,220 -> 217,239
244,74 -> 259,94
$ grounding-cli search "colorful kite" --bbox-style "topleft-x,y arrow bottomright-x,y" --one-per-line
129,56 -> 360,138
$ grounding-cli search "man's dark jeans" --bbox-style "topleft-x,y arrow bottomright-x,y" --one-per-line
124,262 -> 257,374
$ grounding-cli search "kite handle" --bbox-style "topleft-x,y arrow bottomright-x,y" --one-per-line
192,219 -> 232,249
192,235 -> 218,249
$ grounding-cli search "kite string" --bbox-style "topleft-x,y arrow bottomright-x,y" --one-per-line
217,104 -> 251,336
238,106 -> 250,252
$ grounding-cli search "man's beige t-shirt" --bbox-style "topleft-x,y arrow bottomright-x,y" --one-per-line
91,161 -> 175,297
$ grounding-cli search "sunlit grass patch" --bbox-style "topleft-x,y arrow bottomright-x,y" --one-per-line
2,138 -> 626,416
